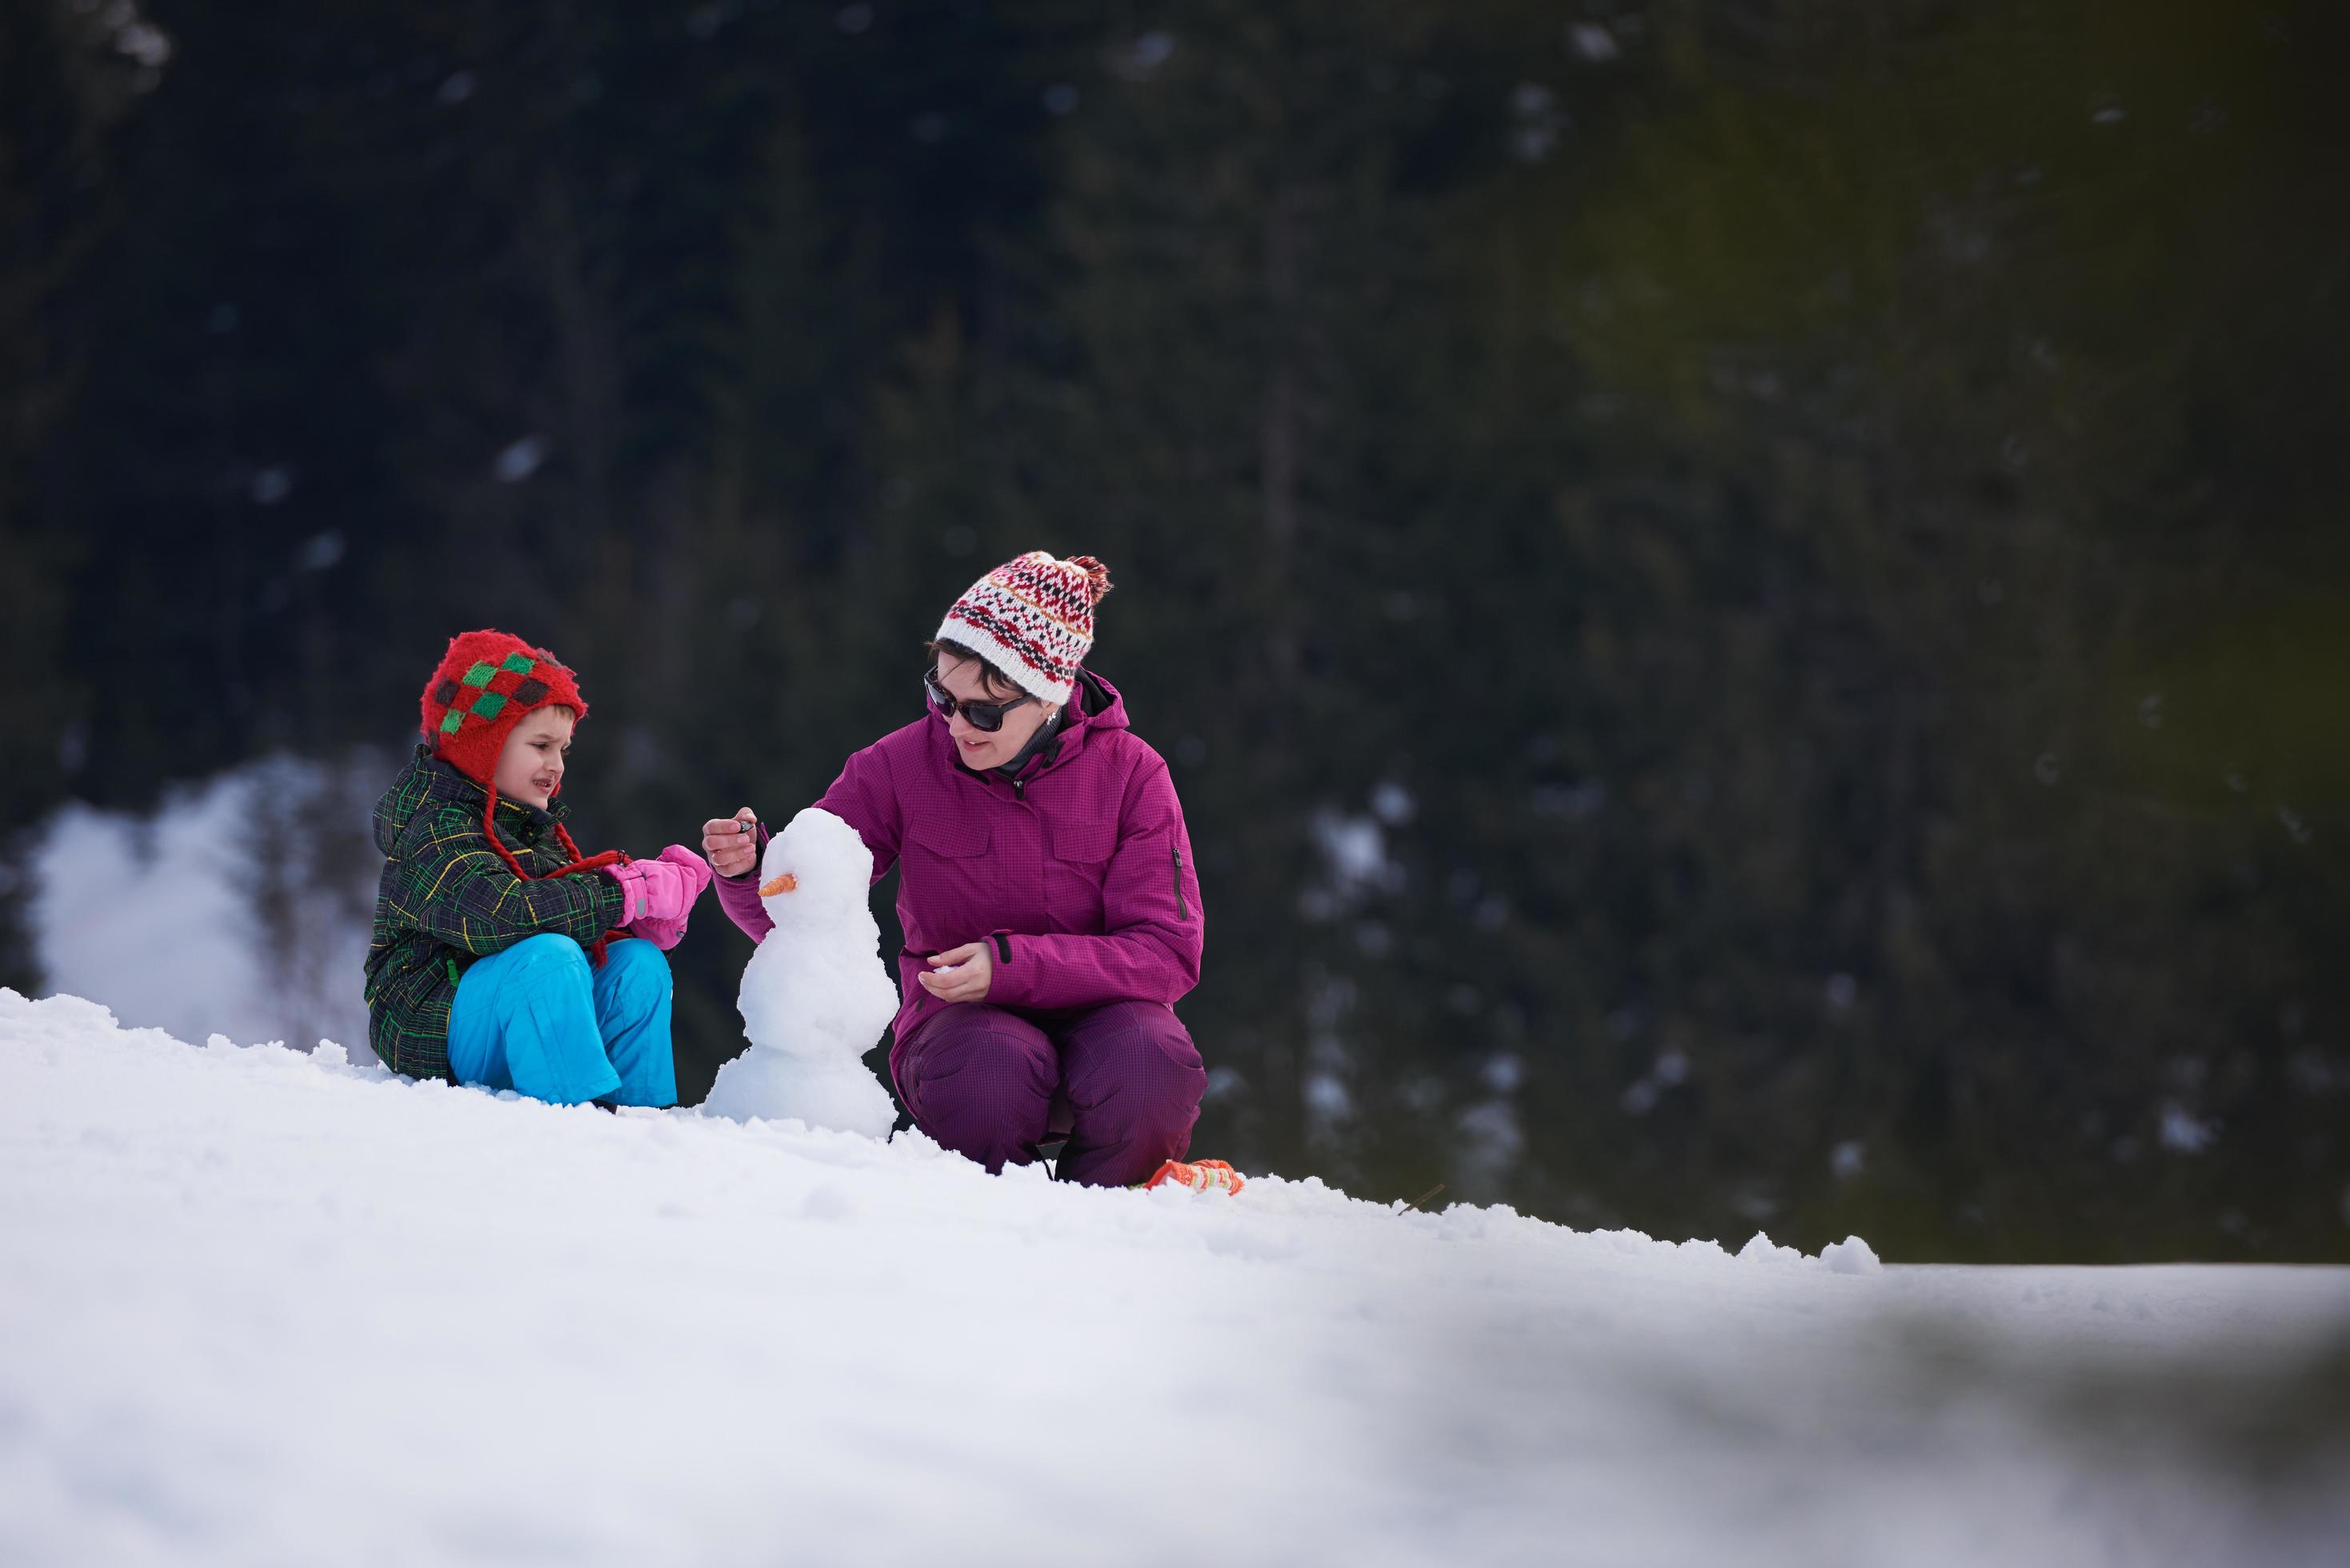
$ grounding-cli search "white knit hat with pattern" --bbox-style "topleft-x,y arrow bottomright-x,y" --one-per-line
935,550 -> 1113,705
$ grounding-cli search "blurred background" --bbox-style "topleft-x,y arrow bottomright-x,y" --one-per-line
4,0 -> 2344,1261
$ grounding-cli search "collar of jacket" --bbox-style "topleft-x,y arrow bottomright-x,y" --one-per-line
991,703 -> 1066,783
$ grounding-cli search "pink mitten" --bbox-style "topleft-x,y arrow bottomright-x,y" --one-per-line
603,846 -> 715,950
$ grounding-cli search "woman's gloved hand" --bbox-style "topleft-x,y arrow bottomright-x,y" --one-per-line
603,845 -> 715,950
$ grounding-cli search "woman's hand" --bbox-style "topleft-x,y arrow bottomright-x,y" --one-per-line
701,807 -> 759,878
917,942 -> 994,1004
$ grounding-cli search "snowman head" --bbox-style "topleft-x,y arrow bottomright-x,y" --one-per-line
757,806 -> 875,929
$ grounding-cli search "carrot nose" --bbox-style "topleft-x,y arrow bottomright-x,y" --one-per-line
759,872 -> 798,897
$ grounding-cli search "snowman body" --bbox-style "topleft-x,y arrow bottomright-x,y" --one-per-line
702,806 -> 899,1136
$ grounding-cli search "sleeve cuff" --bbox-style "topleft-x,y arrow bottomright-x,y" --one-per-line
984,930 -> 1030,1005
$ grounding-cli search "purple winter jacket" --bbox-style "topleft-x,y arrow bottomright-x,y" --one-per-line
714,670 -> 1205,1062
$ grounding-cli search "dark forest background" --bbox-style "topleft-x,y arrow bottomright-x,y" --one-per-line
6,0 -> 2346,1261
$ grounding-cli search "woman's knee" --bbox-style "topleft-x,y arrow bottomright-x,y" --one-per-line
913,1020 -> 1056,1104
909,1005 -> 1053,1069
1054,1005 -> 1203,1186
899,1006 -> 1057,1159
1061,1003 -> 1203,1099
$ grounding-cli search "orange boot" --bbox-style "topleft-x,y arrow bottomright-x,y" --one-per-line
1142,1158 -> 1245,1194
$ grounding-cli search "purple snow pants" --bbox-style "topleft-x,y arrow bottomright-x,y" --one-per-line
892,1000 -> 1207,1187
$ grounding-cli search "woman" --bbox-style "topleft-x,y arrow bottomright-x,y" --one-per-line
701,551 -> 1213,1187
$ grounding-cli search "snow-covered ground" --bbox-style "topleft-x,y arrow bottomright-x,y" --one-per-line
3,991 -> 2347,1568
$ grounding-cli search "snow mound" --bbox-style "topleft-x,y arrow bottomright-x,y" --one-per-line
3,990 -> 2347,1567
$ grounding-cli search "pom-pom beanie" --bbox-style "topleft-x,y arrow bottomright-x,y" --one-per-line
935,551 -> 1113,705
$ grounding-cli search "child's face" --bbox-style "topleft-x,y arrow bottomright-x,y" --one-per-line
494,706 -> 576,809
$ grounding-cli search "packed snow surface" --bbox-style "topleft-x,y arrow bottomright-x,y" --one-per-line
4,992 -> 2347,1567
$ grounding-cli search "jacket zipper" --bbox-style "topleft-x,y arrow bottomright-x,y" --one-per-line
1172,842 -> 1188,920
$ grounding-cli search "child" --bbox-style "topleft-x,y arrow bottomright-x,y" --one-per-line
364,630 -> 711,1106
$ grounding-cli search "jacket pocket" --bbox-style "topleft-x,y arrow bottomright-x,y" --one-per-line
1043,816 -> 1116,933
905,812 -> 991,859
902,811 -> 995,938
1049,818 -> 1117,865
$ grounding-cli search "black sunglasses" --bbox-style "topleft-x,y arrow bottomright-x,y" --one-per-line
924,668 -> 1037,733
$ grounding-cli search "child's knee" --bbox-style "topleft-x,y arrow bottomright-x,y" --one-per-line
607,936 -> 670,976
507,932 -> 594,975
473,934 -> 595,1006
594,940 -> 672,1034
602,938 -> 671,996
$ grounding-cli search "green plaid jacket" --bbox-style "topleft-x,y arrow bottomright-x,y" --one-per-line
364,746 -> 627,1078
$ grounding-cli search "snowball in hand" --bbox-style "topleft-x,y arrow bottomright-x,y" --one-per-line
702,807 -> 899,1136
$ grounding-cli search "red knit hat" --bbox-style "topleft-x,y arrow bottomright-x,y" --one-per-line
417,629 -> 622,891
421,629 -> 589,788
935,551 -> 1113,704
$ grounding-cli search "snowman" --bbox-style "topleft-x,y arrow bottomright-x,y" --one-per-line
701,806 -> 900,1136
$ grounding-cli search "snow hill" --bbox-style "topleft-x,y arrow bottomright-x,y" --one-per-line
3,990 -> 2347,1567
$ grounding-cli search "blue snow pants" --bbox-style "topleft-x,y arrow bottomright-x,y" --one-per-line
446,934 -> 677,1108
